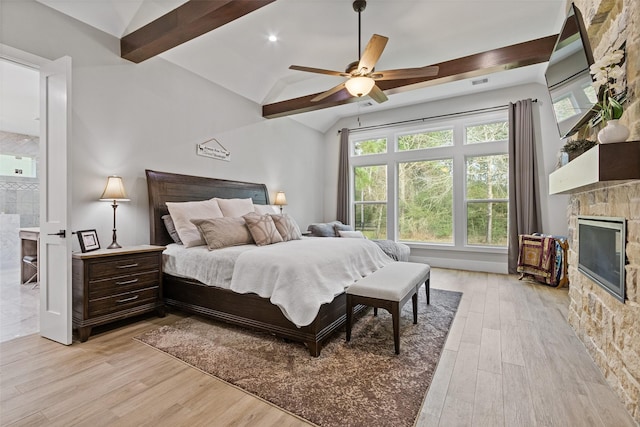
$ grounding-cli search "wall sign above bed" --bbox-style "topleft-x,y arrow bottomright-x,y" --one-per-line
196,137 -> 230,162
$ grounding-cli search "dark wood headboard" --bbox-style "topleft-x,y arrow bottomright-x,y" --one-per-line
145,169 -> 270,246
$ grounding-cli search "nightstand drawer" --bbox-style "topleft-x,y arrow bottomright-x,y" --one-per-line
88,254 -> 159,279
88,287 -> 159,317
89,271 -> 159,299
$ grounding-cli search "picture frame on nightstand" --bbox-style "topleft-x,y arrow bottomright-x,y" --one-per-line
77,229 -> 100,253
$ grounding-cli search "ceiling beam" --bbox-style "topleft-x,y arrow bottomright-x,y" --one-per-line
121,0 -> 276,63
262,35 -> 557,119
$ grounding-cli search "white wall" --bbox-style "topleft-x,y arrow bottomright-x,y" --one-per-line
322,83 -> 570,272
1,0 -> 326,250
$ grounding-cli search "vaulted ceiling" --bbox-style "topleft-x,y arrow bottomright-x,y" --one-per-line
34,0 -> 568,132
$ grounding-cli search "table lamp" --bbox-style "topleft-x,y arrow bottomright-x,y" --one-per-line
100,175 -> 130,249
274,191 -> 287,213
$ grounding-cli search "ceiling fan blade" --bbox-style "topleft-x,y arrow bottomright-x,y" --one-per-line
357,34 -> 388,74
372,66 -> 440,80
368,84 -> 388,103
311,82 -> 347,102
289,65 -> 349,77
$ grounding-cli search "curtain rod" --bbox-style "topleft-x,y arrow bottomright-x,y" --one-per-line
339,99 -> 538,134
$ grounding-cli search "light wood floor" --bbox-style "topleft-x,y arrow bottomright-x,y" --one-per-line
0,269 -> 636,426
0,267 -> 39,343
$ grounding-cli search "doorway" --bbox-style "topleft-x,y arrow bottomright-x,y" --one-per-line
0,58 -> 40,342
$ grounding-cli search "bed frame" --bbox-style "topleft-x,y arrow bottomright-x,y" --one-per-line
145,169 -> 364,356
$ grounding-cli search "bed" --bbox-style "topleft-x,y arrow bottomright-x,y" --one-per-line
146,169 -> 383,356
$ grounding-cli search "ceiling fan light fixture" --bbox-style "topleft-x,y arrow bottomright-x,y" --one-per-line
345,76 -> 375,97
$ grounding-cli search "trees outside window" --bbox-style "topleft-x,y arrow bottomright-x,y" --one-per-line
398,129 -> 452,151
398,159 -> 453,243
353,138 -> 386,156
466,155 -> 509,246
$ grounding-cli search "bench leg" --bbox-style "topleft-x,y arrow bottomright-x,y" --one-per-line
346,294 -> 353,342
392,302 -> 400,355
426,278 -> 430,305
412,292 -> 418,324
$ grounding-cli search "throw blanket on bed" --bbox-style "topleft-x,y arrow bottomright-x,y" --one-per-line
371,239 -> 410,261
230,238 -> 393,327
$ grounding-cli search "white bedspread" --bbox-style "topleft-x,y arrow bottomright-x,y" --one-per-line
230,237 -> 393,327
163,243 -> 254,289
163,238 -> 393,327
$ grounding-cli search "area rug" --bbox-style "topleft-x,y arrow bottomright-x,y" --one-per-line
135,288 -> 462,427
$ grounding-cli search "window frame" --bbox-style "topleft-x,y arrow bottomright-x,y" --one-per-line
348,111 -> 509,253
352,163 -> 388,239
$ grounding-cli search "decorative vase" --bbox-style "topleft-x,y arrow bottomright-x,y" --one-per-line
597,119 -> 630,144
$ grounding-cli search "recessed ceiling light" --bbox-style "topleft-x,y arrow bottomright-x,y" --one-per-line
268,35 -> 278,42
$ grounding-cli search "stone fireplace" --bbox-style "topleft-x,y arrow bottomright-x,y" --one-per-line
567,182 -> 640,422
566,0 -> 640,423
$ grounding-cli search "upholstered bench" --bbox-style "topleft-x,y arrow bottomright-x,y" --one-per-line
346,262 -> 431,354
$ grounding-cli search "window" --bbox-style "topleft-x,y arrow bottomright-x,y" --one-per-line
350,112 -> 509,250
466,155 -> 509,246
398,129 -> 453,151
583,83 -> 597,104
353,165 -> 387,239
552,94 -> 578,122
465,121 -> 509,144
0,154 -> 37,177
353,138 -> 386,156
398,159 -> 453,243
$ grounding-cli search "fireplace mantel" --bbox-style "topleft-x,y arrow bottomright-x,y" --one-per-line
549,141 -> 640,194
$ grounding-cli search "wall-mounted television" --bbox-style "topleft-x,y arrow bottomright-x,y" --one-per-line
545,3 -> 596,138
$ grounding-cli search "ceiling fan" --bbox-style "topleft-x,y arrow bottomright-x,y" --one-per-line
289,0 -> 439,104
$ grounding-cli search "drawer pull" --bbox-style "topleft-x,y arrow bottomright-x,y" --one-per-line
116,295 -> 139,304
117,263 -> 139,269
115,278 -> 139,286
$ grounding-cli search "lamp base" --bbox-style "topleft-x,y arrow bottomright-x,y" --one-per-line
107,227 -> 121,249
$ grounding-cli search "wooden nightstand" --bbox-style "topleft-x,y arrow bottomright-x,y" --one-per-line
72,245 -> 165,342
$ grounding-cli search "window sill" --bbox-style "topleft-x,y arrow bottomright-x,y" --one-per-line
402,241 -> 507,254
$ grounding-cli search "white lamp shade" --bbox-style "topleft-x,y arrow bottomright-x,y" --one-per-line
99,176 -> 130,201
274,191 -> 287,206
345,77 -> 375,97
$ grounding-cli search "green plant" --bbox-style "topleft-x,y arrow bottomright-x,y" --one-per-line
590,49 -> 625,122
561,139 -> 597,153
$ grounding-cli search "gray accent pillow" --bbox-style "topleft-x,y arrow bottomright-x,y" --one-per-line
162,214 -> 182,244
191,217 -> 254,250
270,214 -> 302,241
243,213 -> 284,246
307,221 -> 341,237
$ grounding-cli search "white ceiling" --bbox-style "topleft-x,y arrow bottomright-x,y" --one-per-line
9,0 -> 568,134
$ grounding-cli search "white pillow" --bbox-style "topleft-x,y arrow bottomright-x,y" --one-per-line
166,199 -> 223,247
338,230 -> 365,238
216,198 -> 255,217
254,204 -> 280,215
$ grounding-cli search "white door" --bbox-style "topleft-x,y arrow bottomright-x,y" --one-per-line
39,56 -> 72,344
